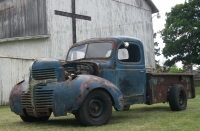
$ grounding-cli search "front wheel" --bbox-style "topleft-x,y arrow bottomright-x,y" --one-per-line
168,84 -> 187,111
75,90 -> 112,126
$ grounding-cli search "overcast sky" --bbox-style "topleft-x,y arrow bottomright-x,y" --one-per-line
151,0 -> 186,67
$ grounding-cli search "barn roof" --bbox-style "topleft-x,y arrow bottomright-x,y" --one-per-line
145,0 -> 159,13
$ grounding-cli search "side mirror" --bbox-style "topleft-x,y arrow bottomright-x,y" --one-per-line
124,42 -> 129,48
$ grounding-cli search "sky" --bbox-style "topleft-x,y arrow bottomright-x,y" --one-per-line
151,0 -> 186,67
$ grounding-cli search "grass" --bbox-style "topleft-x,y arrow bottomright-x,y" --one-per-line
1,87 -> 200,131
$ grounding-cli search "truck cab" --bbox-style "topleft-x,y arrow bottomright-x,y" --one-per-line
65,36 -> 146,106
9,36 -> 195,126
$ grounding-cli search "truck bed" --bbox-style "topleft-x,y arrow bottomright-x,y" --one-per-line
146,73 -> 195,105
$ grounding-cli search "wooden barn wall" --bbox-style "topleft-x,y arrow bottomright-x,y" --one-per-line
48,0 -> 155,68
0,38 -> 50,105
0,0 -> 47,39
0,58 -> 33,105
0,0 -> 156,105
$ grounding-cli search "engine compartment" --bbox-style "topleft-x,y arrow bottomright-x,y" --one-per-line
63,62 -> 99,79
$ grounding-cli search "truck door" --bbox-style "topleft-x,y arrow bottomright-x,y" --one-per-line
115,41 -> 146,105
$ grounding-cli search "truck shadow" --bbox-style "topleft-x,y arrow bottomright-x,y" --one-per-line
13,117 -> 79,127
12,106 -> 171,127
130,106 -> 171,112
110,105 -> 172,124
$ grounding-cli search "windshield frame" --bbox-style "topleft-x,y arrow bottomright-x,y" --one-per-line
66,41 -> 114,62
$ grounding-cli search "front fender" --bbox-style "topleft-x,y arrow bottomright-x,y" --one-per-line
53,75 -> 124,116
9,80 -> 29,115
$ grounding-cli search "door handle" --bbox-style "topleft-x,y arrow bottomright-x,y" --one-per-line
140,71 -> 144,73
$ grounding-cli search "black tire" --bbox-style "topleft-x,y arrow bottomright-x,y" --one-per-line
75,90 -> 112,126
20,115 -> 38,122
37,116 -> 51,121
168,84 -> 187,111
20,114 -> 51,122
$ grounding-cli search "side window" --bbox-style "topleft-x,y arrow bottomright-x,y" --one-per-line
118,49 -> 129,60
118,43 -> 141,62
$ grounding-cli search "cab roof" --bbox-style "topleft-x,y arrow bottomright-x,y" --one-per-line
72,36 -> 142,48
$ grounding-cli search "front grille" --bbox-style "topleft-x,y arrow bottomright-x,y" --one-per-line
21,90 -> 35,116
35,86 -> 54,107
32,68 -> 56,80
21,85 -> 54,117
21,90 -> 31,107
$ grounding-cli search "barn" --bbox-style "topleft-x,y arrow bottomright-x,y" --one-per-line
0,0 -> 158,105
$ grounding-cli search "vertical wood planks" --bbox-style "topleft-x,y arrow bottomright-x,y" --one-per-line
0,0 -> 47,39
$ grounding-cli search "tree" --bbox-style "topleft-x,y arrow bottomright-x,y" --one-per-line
161,0 -> 200,67
197,66 -> 200,70
154,33 -> 161,72
168,65 -> 183,73
183,64 -> 193,73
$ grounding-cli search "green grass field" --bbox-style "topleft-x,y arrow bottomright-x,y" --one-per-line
0,87 -> 200,131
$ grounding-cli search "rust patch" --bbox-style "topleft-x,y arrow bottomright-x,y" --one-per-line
76,94 -> 82,103
10,85 -> 21,107
66,78 -> 72,84
101,79 -> 116,93
79,75 -> 117,96
146,73 -> 194,104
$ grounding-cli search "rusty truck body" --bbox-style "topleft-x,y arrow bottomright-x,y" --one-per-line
9,36 -> 195,126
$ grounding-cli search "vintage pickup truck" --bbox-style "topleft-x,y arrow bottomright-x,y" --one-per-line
9,36 -> 195,126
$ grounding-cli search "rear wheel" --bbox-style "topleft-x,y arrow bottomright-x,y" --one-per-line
75,90 -> 112,126
168,84 -> 187,111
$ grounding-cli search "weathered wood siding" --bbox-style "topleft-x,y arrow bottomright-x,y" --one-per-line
0,0 -> 47,39
0,58 -> 32,105
50,0 -> 155,68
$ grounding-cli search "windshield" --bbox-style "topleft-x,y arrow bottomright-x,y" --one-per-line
67,42 -> 112,61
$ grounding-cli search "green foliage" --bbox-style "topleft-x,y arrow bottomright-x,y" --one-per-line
154,33 -> 161,72
168,64 -> 183,73
154,33 -> 161,58
161,0 -> 200,67
197,66 -> 200,70
155,64 -> 162,73
183,64 -> 194,72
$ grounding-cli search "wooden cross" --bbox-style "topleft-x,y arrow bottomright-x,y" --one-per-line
55,0 -> 91,44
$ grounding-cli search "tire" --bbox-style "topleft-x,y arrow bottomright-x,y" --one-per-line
168,84 -> 187,111
75,90 -> 112,126
37,116 -> 51,121
20,115 -> 38,122
20,114 -> 51,122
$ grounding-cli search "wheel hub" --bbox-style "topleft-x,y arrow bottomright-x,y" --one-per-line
89,99 -> 104,119
179,92 -> 183,104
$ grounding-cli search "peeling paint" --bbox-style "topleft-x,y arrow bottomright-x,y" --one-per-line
146,73 -> 195,105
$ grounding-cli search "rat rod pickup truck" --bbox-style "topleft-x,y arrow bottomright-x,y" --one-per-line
10,36 -> 195,126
